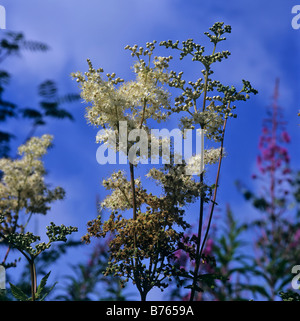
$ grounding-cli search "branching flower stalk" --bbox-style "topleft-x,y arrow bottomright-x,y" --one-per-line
73,22 -> 257,301
73,43 -> 181,300
0,135 -> 66,265
0,219 -> 77,300
160,22 -> 257,301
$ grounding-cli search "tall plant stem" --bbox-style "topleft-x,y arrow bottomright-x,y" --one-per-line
199,115 -> 227,256
190,102 -> 230,302
190,174 -> 204,301
130,163 -> 138,221
130,152 -> 143,300
29,259 -> 37,301
189,67 -> 209,301
129,98 -> 148,301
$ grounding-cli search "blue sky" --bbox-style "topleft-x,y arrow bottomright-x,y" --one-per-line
1,0 -> 300,300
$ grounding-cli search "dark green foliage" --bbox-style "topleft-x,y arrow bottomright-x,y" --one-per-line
0,32 -> 78,157
56,239 -> 128,301
207,206 -> 253,301
0,32 -> 49,156
0,31 -> 49,63
20,80 -> 78,143
9,272 -> 56,301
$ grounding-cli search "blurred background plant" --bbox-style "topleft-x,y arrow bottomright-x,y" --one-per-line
236,80 -> 300,300
0,31 -> 78,158
54,237 -> 132,301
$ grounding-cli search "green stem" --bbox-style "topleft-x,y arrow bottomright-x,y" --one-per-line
201,68 -> 209,112
199,114 -> 227,256
190,67 -> 209,302
130,163 -> 138,222
190,102 -> 230,301
130,93 -> 149,300
29,259 -> 37,301
190,174 -> 204,301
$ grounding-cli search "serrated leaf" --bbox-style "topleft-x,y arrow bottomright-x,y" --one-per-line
9,282 -> 29,301
36,271 -> 51,298
39,281 -> 57,301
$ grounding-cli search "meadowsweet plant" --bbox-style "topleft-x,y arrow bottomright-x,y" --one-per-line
159,22 -> 257,301
73,40 -> 196,301
0,135 -> 65,261
73,22 -> 257,301
0,135 -> 78,300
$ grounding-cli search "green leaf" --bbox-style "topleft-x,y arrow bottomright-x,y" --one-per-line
39,282 -> 57,301
9,282 -> 29,301
36,271 -> 57,301
36,271 -> 51,298
38,80 -> 57,98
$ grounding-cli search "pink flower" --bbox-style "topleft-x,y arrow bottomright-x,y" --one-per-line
174,249 -> 188,269
203,239 -> 214,255
294,229 -> 300,242
257,155 -> 262,171
281,131 -> 291,143
282,168 -> 291,175
290,229 -> 300,249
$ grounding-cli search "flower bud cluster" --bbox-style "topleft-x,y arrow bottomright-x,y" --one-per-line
6,232 -> 41,256
125,41 -> 157,58
2,222 -> 77,258
160,30 -> 257,141
205,22 -> 232,45
46,222 -> 78,243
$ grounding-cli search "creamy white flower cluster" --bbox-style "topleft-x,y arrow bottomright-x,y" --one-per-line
72,45 -> 172,144
101,170 -> 141,211
0,135 -> 65,221
185,147 -> 225,175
